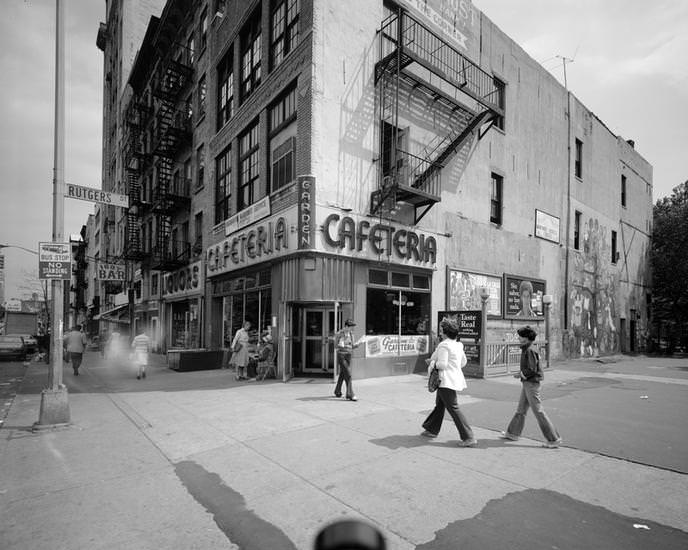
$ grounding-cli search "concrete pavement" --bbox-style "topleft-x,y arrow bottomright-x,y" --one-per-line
1,353 -> 687,549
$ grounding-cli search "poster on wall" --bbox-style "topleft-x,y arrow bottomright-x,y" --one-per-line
446,268 -> 502,317
437,311 -> 481,341
534,209 -> 560,243
365,334 -> 429,357
504,274 -> 546,320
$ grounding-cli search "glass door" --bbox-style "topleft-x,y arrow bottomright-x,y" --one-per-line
302,308 -> 335,373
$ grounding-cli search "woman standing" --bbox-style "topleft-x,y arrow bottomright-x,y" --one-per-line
230,320 -> 251,380
421,318 -> 477,447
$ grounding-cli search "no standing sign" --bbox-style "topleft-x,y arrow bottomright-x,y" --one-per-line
38,242 -> 71,280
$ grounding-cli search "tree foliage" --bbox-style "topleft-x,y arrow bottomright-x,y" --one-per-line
651,181 -> 688,341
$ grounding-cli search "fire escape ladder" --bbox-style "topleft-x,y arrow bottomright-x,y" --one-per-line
371,8 -> 504,225
413,109 -> 495,191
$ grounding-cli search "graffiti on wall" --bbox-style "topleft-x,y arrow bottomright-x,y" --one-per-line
566,218 -> 619,357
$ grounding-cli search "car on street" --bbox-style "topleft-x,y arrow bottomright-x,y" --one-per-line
13,334 -> 38,354
0,335 -> 27,361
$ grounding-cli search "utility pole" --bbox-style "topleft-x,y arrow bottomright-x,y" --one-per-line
36,0 -> 70,429
558,54 -> 573,333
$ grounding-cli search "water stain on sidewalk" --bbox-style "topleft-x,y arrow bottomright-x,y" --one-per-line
416,489 -> 688,550
174,460 -> 297,550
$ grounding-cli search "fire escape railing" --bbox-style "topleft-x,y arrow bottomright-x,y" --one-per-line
372,9 -> 504,224
149,49 -> 193,271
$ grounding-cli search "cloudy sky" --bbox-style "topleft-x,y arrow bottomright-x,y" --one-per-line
1,0 -> 687,301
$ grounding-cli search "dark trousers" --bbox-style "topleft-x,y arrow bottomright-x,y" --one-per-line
70,352 -> 83,373
422,387 -> 474,441
334,350 -> 354,398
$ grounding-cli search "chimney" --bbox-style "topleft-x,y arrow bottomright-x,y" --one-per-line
626,139 -> 635,148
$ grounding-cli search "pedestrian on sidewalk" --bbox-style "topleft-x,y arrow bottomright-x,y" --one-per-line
132,326 -> 151,380
500,325 -> 562,448
230,320 -> 251,380
64,324 -> 88,376
334,319 -> 361,401
421,318 -> 477,447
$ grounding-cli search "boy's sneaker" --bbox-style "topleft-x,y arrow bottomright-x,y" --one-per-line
421,430 -> 437,438
499,431 -> 519,441
543,438 -> 563,448
458,439 -> 478,447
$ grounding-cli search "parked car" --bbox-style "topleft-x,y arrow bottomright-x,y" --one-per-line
15,334 -> 38,354
0,335 -> 27,361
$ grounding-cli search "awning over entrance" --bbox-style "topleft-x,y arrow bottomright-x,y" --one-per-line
93,304 -> 130,323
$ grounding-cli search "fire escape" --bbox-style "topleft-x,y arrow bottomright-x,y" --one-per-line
123,96 -> 152,266
150,47 -> 193,271
371,8 -> 505,224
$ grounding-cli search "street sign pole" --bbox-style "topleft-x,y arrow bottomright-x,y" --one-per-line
36,0 -> 70,429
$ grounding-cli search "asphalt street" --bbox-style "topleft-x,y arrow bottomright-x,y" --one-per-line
1,352 -> 687,549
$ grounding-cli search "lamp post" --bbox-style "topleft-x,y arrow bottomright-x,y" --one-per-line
542,294 -> 553,368
36,0 -> 70,428
479,287 -> 490,378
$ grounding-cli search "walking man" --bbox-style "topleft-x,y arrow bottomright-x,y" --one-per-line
334,319 -> 360,401
64,324 -> 88,376
501,325 -> 562,448
132,326 -> 151,380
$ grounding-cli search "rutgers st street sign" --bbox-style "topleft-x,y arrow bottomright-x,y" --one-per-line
64,183 -> 129,207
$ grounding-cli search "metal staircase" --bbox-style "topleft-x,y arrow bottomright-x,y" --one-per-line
371,8 -> 504,224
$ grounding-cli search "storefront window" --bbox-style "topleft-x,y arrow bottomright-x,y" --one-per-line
171,301 -> 200,348
221,269 -> 271,350
366,289 -> 431,335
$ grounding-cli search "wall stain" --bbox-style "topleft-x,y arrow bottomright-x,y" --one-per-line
174,460 -> 297,550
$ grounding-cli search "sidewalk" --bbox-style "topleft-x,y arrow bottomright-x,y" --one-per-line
1,353 -> 687,549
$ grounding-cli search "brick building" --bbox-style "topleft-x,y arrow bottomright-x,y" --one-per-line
97,0 -> 652,378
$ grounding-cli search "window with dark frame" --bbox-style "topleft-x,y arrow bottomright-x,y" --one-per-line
199,7 -> 208,51
269,85 -> 297,192
493,76 -> 505,130
196,144 -> 205,189
490,172 -> 503,225
240,9 -> 262,102
575,138 -> 583,179
611,230 -> 618,264
194,212 -> 203,250
217,47 -> 234,130
198,74 -> 206,118
239,119 -> 260,210
215,145 -> 232,224
621,174 -> 627,207
270,0 -> 300,70
574,210 -> 581,250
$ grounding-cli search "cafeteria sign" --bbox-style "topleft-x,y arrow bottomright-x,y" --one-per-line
38,242 -> 71,280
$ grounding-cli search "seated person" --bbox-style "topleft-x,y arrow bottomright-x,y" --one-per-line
257,332 -> 276,378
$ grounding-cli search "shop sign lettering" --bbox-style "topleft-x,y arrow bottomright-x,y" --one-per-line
162,261 -> 203,298
207,216 -> 289,275
365,335 -> 429,357
297,175 -> 315,249
322,214 -> 436,264
97,262 -> 126,281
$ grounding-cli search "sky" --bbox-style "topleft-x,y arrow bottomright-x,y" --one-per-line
1,0 -> 687,302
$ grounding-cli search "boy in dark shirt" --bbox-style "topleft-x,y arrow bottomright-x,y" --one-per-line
500,326 -> 562,448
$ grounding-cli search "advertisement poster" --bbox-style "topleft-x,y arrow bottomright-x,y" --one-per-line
365,334 -> 429,357
504,274 -> 546,319
447,268 -> 501,317
437,310 -> 481,341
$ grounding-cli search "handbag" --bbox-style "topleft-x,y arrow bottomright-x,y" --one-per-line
428,367 -> 441,392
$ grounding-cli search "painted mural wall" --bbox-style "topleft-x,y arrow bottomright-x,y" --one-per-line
565,217 -> 619,357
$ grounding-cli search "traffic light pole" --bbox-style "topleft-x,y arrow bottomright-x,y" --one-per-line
36,0 -> 70,429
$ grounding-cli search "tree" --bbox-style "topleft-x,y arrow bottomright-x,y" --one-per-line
651,181 -> 688,352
